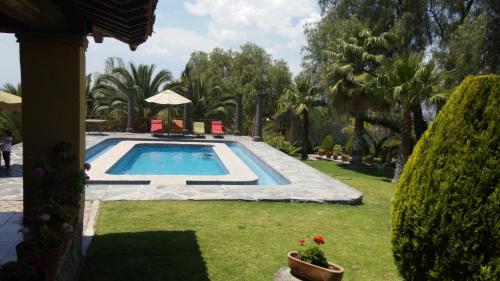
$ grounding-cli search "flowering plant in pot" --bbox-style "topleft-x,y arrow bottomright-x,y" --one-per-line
16,217 -> 64,281
288,235 -> 344,281
17,142 -> 89,281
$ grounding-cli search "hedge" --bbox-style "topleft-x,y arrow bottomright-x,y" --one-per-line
391,75 -> 500,280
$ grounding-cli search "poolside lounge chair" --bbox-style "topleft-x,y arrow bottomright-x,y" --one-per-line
193,121 -> 205,137
211,120 -> 224,138
171,119 -> 184,134
151,119 -> 163,135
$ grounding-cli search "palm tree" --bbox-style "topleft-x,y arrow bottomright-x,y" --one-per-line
0,83 -> 22,141
378,53 -> 445,181
95,57 -> 172,131
170,67 -> 235,123
326,28 -> 391,165
278,75 -> 321,160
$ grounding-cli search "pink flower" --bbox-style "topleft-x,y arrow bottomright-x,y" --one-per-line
313,234 -> 325,245
34,167 -> 45,177
84,163 -> 91,171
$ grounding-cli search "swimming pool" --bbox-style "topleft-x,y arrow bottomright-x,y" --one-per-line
86,138 -> 288,185
107,144 -> 228,175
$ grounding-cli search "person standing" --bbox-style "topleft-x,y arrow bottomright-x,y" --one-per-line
1,130 -> 13,170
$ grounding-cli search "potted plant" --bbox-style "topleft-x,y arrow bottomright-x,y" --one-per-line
318,148 -> 325,157
288,235 -> 344,281
0,261 -> 44,281
16,217 -> 64,281
341,154 -> 349,162
325,150 -> 333,158
332,145 -> 343,160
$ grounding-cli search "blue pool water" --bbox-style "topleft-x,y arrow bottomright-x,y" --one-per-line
85,139 -> 289,185
107,144 -> 228,175
227,142 -> 289,185
86,139 -> 120,163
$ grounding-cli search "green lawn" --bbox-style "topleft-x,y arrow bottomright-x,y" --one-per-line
80,161 -> 400,281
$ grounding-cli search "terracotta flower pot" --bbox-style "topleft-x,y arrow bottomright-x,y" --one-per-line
288,251 -> 344,281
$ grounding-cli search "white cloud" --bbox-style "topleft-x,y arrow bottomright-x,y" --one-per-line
86,26 -> 219,78
183,0 -> 320,48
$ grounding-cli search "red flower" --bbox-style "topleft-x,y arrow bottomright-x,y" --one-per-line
298,238 -> 305,245
313,234 -> 325,245
84,163 -> 91,171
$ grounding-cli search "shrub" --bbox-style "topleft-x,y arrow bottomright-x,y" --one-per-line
265,134 -> 301,155
391,75 -> 500,281
320,135 -> 334,151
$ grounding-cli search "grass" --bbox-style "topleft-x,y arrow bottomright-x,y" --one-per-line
80,161 -> 400,281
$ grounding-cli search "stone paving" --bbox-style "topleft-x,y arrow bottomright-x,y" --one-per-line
0,200 -> 99,265
0,132 -> 363,204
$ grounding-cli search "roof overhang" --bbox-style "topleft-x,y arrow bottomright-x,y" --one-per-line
0,0 -> 158,50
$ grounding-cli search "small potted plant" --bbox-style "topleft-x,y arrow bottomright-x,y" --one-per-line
16,219 -> 64,281
288,235 -> 344,281
318,148 -> 325,157
325,150 -> 333,158
341,154 -> 349,162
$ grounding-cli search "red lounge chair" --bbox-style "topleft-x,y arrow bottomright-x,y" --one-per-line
151,119 -> 163,134
211,120 -> 224,137
171,119 -> 184,134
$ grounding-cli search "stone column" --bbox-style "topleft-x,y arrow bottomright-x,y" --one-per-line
253,93 -> 265,142
183,103 -> 190,134
234,93 -> 242,135
17,33 -> 87,223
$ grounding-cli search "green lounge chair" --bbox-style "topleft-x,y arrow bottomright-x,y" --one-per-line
193,122 -> 205,137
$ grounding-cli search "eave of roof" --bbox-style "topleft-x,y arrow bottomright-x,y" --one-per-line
0,0 -> 158,49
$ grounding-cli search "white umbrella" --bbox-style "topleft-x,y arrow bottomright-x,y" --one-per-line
146,90 -> 191,133
0,90 -> 22,112
145,90 -> 191,105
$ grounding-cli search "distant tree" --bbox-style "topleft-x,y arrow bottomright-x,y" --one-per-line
95,57 -> 172,131
169,75 -> 235,121
483,0 -> 500,73
378,53 -> 446,181
278,75 -> 322,160
326,28 -> 391,165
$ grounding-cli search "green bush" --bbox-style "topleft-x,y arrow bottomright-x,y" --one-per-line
265,134 -> 301,155
320,135 -> 334,151
391,75 -> 500,281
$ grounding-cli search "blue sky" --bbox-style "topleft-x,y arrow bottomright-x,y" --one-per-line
0,0 -> 320,86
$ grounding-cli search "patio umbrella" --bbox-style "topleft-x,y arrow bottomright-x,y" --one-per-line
0,90 -> 22,112
145,90 -> 191,133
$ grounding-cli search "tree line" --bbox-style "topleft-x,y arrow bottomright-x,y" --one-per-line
1,0 -> 497,182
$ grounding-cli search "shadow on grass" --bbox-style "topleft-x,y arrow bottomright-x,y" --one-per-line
80,230 -> 209,281
337,163 -> 394,180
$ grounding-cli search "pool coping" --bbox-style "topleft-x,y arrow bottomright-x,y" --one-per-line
87,140 -> 258,185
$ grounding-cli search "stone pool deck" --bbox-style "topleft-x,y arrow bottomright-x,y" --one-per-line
0,133 -> 363,204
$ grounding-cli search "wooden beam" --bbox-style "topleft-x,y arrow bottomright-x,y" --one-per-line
0,0 -> 67,31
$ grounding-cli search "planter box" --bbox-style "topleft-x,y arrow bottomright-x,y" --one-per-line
288,252 -> 344,281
